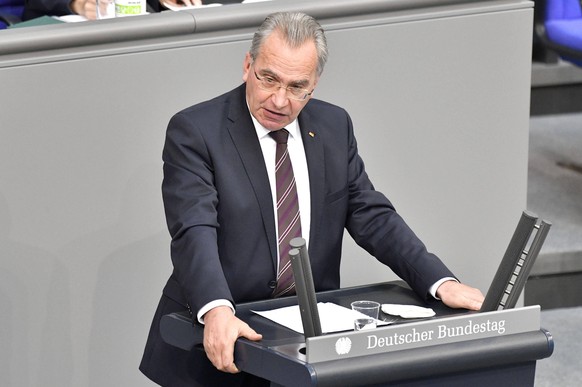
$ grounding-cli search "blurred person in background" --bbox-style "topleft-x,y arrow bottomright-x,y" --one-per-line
22,0 -> 241,21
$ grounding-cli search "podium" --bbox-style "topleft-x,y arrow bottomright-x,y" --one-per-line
160,281 -> 553,386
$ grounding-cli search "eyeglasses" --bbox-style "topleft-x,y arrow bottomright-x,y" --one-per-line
253,70 -> 313,101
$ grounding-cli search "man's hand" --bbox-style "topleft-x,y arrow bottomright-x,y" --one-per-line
70,0 -> 97,20
436,280 -> 484,311
202,306 -> 262,373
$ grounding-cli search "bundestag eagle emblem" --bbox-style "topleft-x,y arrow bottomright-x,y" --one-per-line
335,337 -> 352,355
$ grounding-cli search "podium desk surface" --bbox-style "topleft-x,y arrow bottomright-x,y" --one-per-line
161,282 -> 553,387
163,281 -> 461,347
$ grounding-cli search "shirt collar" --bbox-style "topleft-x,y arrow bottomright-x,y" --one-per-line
250,113 -> 300,142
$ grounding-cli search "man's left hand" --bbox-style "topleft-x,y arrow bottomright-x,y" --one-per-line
436,280 -> 484,311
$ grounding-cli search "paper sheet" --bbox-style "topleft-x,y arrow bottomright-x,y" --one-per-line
252,302 -> 387,334
381,304 -> 435,318
160,2 -> 223,11
55,15 -> 88,23
160,0 -> 271,11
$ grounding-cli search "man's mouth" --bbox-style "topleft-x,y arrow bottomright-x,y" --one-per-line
264,108 -> 285,117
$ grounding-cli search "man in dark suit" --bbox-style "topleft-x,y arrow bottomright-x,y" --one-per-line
140,11 -> 484,387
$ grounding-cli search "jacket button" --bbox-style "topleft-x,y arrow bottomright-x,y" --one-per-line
268,280 -> 277,289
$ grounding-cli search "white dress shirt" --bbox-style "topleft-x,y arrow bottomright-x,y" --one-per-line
197,116 -> 311,323
252,117 -> 311,266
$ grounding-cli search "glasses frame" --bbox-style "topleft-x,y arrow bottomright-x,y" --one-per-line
253,69 -> 314,101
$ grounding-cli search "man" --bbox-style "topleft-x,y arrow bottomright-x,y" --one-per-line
140,11 -> 484,387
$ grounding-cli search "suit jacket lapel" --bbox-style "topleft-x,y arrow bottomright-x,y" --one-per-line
298,107 -> 325,250
226,85 -> 278,268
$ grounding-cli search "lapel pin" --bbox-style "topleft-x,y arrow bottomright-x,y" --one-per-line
309,132 -> 315,138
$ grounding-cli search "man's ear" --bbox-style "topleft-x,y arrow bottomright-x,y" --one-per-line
242,53 -> 252,82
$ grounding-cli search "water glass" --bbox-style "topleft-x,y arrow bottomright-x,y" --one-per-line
97,0 -> 115,19
351,300 -> 380,331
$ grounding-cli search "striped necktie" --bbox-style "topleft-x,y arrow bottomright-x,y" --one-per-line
269,129 -> 302,297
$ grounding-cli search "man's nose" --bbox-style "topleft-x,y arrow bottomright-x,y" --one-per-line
271,86 -> 290,108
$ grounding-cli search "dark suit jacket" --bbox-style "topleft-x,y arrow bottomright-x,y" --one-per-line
140,84 -> 455,386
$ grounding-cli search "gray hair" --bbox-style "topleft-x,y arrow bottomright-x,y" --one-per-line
249,12 -> 328,77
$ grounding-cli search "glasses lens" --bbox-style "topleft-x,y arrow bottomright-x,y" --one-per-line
288,87 -> 304,99
255,71 -> 308,100
260,78 -> 278,91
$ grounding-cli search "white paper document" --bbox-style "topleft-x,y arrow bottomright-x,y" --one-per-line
160,2 -> 223,11
381,304 -> 436,319
252,302 -> 388,334
160,0 -> 271,11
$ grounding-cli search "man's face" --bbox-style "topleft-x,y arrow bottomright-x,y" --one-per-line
242,30 -> 319,131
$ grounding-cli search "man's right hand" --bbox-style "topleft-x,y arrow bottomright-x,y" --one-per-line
202,305 -> 262,373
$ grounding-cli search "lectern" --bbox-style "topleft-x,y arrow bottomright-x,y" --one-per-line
161,212 -> 554,386
160,281 -> 553,387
